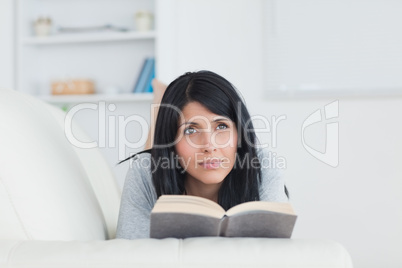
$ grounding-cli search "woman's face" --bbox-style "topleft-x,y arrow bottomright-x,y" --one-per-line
175,101 -> 238,187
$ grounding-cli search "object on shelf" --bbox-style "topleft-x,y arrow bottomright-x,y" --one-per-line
135,11 -> 153,31
57,24 -> 129,33
34,17 -> 52,36
145,59 -> 155,93
51,79 -> 95,95
133,57 -> 155,93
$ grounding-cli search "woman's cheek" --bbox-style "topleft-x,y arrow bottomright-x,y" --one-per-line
220,157 -> 232,169
214,130 -> 237,148
175,139 -> 194,170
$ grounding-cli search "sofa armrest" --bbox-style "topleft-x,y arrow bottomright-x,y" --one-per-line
1,238 -> 352,268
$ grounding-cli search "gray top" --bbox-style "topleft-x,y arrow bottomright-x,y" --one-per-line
116,148 -> 288,239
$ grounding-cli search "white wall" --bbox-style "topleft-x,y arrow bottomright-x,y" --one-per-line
263,0 -> 402,92
258,97 -> 402,268
0,0 -> 14,90
156,1 -> 402,267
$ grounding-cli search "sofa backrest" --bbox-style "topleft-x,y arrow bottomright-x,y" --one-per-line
0,90 -> 120,240
44,99 -> 121,239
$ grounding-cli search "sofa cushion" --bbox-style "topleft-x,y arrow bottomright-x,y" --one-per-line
0,90 -> 107,240
45,101 -> 121,239
0,238 -> 353,268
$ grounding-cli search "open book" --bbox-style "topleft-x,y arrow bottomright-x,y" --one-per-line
150,195 -> 297,239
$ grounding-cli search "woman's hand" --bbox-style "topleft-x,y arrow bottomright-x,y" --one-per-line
152,79 -> 167,104
144,79 -> 168,150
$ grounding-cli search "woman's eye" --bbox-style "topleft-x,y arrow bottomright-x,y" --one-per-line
184,127 -> 196,135
216,123 -> 228,130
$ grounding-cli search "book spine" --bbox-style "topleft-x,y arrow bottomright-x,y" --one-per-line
144,58 -> 155,93
139,58 -> 154,93
218,215 -> 229,237
133,58 -> 151,93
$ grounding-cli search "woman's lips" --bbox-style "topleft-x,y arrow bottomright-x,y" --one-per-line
199,160 -> 221,169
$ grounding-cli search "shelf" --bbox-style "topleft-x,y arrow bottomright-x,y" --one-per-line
22,31 -> 156,45
39,93 -> 154,103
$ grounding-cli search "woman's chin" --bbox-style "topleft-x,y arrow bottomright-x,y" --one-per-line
191,171 -> 227,185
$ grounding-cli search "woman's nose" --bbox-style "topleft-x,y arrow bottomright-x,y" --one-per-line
203,144 -> 217,153
200,132 -> 216,153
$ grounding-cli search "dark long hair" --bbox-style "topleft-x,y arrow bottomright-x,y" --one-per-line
152,71 -> 267,210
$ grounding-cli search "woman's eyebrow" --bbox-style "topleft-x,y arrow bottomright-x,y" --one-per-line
179,118 -> 230,127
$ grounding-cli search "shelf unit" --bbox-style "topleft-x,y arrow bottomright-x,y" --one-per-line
15,0 -> 156,101
22,31 -> 156,46
39,93 -> 153,104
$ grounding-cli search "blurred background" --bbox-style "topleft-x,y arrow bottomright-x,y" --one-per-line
1,0 -> 401,267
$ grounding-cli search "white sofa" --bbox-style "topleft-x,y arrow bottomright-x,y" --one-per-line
0,89 -> 353,268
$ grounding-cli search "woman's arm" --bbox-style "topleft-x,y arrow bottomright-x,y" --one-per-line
116,154 -> 157,239
144,79 -> 168,150
257,147 -> 289,202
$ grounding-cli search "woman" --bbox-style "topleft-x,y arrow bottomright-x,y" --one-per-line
116,70 -> 288,239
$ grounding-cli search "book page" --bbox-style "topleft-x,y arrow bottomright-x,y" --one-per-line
226,201 -> 295,217
151,195 -> 225,219
158,195 -> 221,210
